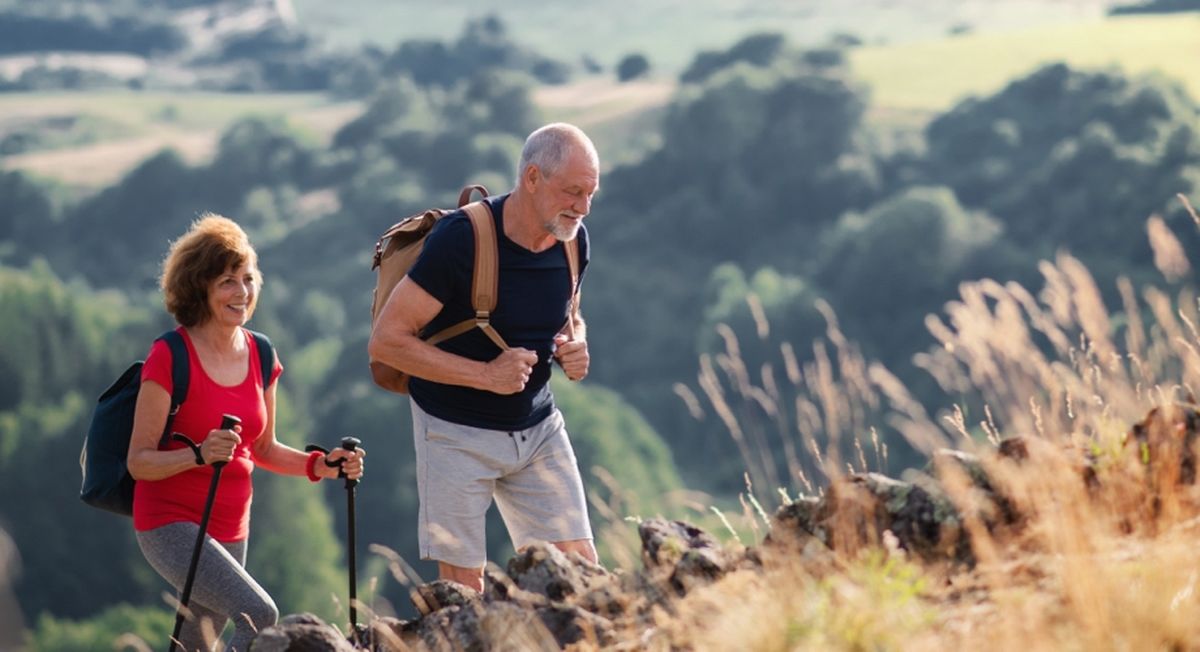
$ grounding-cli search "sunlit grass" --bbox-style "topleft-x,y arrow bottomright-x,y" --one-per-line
851,13 -> 1200,114
657,195 -> 1200,650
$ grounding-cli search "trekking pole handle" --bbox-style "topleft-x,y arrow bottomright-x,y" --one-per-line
341,437 -> 361,489
170,415 -> 240,468
304,437 -> 361,487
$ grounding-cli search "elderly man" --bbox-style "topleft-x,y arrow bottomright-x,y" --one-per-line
368,122 -> 600,591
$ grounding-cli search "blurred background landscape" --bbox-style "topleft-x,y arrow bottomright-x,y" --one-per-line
0,0 -> 1198,648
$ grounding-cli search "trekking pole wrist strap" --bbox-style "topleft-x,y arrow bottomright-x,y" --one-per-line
305,450 -> 325,482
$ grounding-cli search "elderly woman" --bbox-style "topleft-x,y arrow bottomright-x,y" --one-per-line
126,214 -> 364,651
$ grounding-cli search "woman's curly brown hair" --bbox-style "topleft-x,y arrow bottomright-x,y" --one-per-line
161,214 -> 261,327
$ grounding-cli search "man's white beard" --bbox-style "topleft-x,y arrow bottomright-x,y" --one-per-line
548,214 -> 582,241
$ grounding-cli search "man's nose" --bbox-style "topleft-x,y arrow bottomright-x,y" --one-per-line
575,194 -> 592,216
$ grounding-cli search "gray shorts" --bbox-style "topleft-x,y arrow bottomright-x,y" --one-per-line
410,400 -> 593,568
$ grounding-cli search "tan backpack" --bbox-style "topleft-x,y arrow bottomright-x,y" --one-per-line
369,185 -> 580,394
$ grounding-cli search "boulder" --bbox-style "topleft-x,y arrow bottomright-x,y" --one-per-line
248,613 -> 355,651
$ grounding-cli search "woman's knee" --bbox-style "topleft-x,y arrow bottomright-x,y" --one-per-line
237,594 -> 278,631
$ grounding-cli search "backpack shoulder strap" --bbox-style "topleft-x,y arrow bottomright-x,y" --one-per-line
427,201 -> 509,351
458,184 -> 489,207
463,201 -> 499,315
247,329 -> 275,390
158,329 -> 189,447
562,238 -> 580,341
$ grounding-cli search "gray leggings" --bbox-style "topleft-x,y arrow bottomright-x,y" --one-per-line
136,522 -> 278,652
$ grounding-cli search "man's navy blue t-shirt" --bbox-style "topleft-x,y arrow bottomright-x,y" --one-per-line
406,193 -> 589,431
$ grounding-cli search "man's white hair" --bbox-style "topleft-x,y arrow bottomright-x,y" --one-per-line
516,123 -> 598,184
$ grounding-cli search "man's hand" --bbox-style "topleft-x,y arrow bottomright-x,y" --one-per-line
553,334 -> 589,381
483,348 -> 539,394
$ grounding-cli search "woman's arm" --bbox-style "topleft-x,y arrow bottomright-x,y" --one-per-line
127,381 -> 218,480
251,380 -> 364,480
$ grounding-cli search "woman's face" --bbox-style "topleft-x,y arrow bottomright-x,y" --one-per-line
206,261 -> 259,328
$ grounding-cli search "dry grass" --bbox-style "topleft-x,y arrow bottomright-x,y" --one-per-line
655,196 -> 1200,651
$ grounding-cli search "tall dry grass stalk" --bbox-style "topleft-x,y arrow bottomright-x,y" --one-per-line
672,203 -> 1200,650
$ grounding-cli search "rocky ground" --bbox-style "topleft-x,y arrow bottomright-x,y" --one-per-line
250,402 -> 1200,651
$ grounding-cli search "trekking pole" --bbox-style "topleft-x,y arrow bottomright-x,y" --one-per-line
167,414 -> 240,652
305,436 -> 366,646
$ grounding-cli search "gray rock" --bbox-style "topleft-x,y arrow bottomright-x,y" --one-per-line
638,518 -> 730,594
409,579 -> 481,617
505,542 -> 610,602
249,613 -> 355,652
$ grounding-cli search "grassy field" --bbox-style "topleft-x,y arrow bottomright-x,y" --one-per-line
850,12 -> 1200,114
0,92 -> 360,188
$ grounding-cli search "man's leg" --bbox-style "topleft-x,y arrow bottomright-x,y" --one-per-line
497,411 -> 596,560
438,562 -> 485,592
411,399 -> 510,589
552,538 -> 598,564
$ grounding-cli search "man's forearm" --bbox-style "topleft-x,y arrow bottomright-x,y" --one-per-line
370,333 -> 488,389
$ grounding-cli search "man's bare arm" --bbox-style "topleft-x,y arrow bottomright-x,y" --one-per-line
368,277 -> 536,395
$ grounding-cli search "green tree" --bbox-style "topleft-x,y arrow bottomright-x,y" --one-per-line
813,186 -> 1019,371
679,32 -> 787,84
616,53 -> 650,82
28,603 -> 174,651
0,171 -> 57,265
51,149 -> 206,288
0,265 -> 163,621
925,64 -> 1200,272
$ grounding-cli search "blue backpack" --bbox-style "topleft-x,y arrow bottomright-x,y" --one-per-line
79,329 -> 273,516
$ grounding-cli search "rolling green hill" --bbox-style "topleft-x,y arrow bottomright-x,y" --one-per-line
5,10 -> 1193,192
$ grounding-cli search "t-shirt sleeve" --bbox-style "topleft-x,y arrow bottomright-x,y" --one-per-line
268,350 -> 283,388
140,338 -> 174,394
406,215 -> 472,306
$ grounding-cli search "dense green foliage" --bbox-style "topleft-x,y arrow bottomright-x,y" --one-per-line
616,54 -> 651,83
3,19 -> 1199,649
28,603 -> 173,650
924,63 -> 1200,272
0,7 -> 185,56
679,33 -> 788,84
0,8 -> 573,96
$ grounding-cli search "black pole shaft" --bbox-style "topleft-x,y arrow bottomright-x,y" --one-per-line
346,478 -> 357,631
168,414 -> 239,652
340,437 -> 360,641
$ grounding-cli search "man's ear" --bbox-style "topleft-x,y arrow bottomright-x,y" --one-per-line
522,164 -> 541,191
